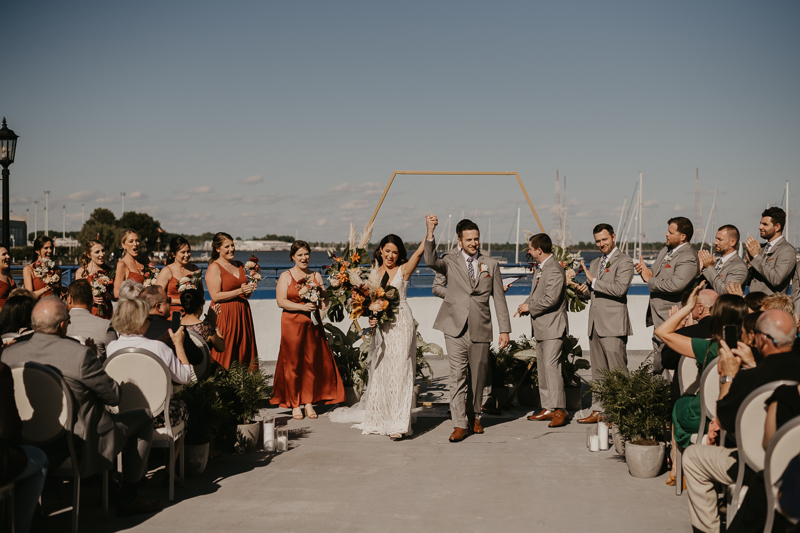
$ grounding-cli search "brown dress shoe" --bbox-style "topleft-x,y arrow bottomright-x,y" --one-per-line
449,427 -> 468,442
472,418 -> 484,434
527,409 -> 554,421
577,411 -> 601,424
481,403 -> 502,416
548,409 -> 569,428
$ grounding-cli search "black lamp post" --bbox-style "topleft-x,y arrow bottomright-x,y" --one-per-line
0,118 -> 19,248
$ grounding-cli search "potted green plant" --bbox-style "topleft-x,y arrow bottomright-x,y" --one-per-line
325,322 -> 370,406
590,363 -> 671,477
560,335 -> 590,411
174,378 -> 223,476
491,335 -> 539,407
212,362 -> 273,452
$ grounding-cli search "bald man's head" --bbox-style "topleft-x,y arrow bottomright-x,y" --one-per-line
756,309 -> 798,353
693,289 -> 719,320
31,296 -> 70,336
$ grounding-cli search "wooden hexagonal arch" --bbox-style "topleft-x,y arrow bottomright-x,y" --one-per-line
367,171 -> 546,233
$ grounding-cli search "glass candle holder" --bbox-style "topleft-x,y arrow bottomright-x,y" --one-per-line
276,427 -> 289,452
586,424 -> 598,449
262,416 -> 275,452
597,415 -> 610,451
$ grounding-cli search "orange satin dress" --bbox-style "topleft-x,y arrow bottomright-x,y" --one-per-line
270,273 -> 345,408
126,270 -> 145,284
31,273 -> 60,298
0,277 -> 16,309
210,264 -> 258,370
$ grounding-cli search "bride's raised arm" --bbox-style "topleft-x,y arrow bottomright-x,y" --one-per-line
402,240 -> 425,281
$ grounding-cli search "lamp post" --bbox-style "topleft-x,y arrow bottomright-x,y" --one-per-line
0,118 -> 18,248
62,205 -> 66,239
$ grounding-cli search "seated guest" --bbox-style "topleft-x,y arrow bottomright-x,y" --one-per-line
744,291 -> 766,314
761,292 -> 794,314
1,297 -> 160,516
180,289 -> 225,352
107,298 -> 191,428
66,279 -> 118,361
0,295 -> 35,344
118,279 -> 144,300
682,309 -> 800,532
0,361 -> 48,533
139,286 -> 203,365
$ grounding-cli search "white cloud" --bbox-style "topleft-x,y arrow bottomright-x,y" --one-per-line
239,174 -> 263,185
9,196 -> 31,205
316,219 -> 327,227
127,191 -> 146,200
341,199 -> 372,211
63,190 -> 95,202
174,194 -> 191,201
188,186 -> 212,194
95,196 -> 118,203
673,204 -> 685,212
643,200 -> 659,208
327,182 -> 383,195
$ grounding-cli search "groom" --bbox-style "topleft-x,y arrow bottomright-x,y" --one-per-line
424,215 -> 511,442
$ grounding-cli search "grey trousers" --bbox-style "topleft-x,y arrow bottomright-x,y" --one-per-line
444,328 -> 489,429
112,409 -> 154,483
588,326 -> 628,411
537,337 -> 565,410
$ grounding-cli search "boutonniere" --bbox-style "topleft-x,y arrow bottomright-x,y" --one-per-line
767,257 -> 775,262
479,263 -> 490,277
664,264 -> 672,269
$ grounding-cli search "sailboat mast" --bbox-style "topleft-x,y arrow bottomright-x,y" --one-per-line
487,219 -> 491,254
515,207 -> 520,264
701,187 -> 717,251
617,196 -> 627,247
637,171 -> 643,261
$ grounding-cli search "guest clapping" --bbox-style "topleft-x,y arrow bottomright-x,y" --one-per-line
180,288 -> 225,352
113,230 -> 149,299
22,236 -> 62,299
204,232 -> 258,370
75,239 -> 115,319
156,236 -> 202,315
0,245 -> 15,309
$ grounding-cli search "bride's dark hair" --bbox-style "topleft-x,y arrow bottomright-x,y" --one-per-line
373,234 -> 408,266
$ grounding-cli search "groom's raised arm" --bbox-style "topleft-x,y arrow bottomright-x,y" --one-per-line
423,215 -> 447,275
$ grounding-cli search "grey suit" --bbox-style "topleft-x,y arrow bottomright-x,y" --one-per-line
526,255 -> 568,410
580,249 -> 634,411
1,333 -> 153,480
793,260 -> 800,316
424,239 -> 511,428
747,237 -> 796,295
67,307 -> 118,361
701,252 -> 748,294
432,271 -> 448,299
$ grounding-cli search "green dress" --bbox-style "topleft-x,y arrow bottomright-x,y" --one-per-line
672,338 -> 718,449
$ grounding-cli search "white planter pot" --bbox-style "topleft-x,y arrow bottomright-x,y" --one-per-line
237,422 -> 261,453
185,442 -> 210,477
625,441 -> 666,478
612,425 -> 626,456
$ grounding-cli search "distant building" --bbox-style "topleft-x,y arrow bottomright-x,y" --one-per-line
200,239 -> 292,252
0,215 -> 27,247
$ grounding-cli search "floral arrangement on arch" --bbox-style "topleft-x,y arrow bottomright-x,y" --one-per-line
142,263 -> 160,287
32,257 -> 61,288
324,222 -> 373,323
244,256 -> 262,285
87,270 -> 113,316
551,244 -> 586,313
177,270 -> 203,293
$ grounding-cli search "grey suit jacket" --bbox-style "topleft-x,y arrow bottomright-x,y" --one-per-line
584,250 -> 634,337
424,239 -> 511,342
792,260 -> 800,316
646,244 -> 699,328
432,271 -> 447,299
67,308 -> 118,362
1,333 -> 123,476
702,253 -> 748,294
747,237 -> 797,295
525,255 -> 568,341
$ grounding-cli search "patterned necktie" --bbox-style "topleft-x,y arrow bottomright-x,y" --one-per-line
467,257 -> 475,282
599,255 -> 608,278
662,249 -> 674,267
763,242 -> 772,255
714,258 -> 723,272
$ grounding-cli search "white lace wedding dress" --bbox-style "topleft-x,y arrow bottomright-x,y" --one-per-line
329,269 -> 416,436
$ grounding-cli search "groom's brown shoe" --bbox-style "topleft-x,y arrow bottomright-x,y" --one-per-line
449,428 -> 468,442
577,411 -> 601,424
472,418 -> 484,434
548,409 -> 569,428
527,409 -> 554,421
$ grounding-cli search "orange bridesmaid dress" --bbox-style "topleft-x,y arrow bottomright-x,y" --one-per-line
126,270 -> 145,284
32,275 -> 59,298
210,264 -> 259,370
166,270 -> 183,315
270,273 -> 345,408
0,277 -> 16,309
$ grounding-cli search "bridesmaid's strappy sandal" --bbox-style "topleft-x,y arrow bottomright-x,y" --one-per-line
305,405 -> 318,419
292,408 -> 304,420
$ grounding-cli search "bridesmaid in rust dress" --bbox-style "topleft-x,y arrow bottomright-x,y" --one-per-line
205,232 -> 258,370
22,236 -> 62,299
113,230 -> 147,298
0,245 -> 15,310
75,240 -> 114,319
156,236 -> 202,315
270,240 -> 345,420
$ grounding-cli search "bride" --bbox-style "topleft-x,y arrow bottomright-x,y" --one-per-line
330,233 -> 424,440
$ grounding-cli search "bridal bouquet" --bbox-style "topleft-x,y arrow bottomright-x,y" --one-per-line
323,222 -> 373,323
177,270 -> 203,293
296,274 -> 325,325
142,263 -> 160,287
551,244 -> 586,313
359,264 -> 401,327
244,256 -> 262,285
32,258 -> 60,288
87,270 -> 113,316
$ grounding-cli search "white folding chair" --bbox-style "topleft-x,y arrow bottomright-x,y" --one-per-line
764,415 -> 800,533
105,348 -> 185,502
674,356 -> 702,495
10,361 -> 109,533
729,380 -> 799,525
186,329 -> 211,382
0,481 -> 14,533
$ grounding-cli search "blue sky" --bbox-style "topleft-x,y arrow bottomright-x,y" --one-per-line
4,1 -> 800,247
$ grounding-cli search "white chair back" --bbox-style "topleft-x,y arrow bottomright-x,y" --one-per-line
678,355 -> 701,395
10,362 -> 72,446
186,329 -> 211,381
764,414 -> 800,533
105,348 -> 171,418
695,358 -> 720,446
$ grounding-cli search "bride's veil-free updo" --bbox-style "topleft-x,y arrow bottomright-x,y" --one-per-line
373,234 -> 408,266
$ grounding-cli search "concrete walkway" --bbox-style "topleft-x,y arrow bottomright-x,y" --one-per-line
34,352 -> 692,532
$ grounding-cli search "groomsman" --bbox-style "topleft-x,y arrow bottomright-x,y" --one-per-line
745,207 -> 796,296
515,233 -> 569,428
574,224 -> 634,424
635,217 -> 700,369
697,224 -> 748,294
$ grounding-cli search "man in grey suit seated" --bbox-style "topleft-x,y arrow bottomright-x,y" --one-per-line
635,216 -> 700,372
516,233 -> 570,428
745,206 -> 796,297
2,297 -> 160,516
66,279 -> 118,361
697,224 -> 748,295
574,223 -> 634,424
